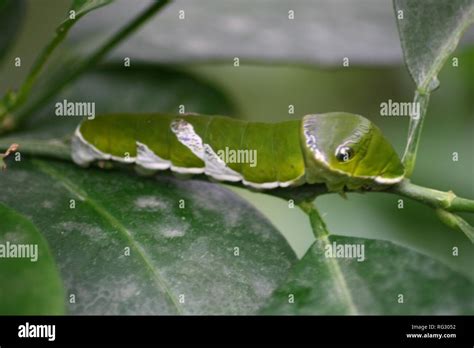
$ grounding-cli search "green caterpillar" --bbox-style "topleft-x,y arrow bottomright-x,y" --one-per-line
71,112 -> 405,192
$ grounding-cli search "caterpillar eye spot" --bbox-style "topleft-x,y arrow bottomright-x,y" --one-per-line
336,146 -> 354,162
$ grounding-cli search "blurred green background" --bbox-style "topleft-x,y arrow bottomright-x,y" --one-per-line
1,0 -> 473,279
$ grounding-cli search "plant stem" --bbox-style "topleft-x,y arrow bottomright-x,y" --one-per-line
3,138 -> 473,216
0,138 -> 71,161
0,1 -> 111,130
298,201 -> 329,239
1,0 -> 171,132
390,179 -> 474,213
401,91 -> 430,177
0,12 -> 78,128
436,209 -> 474,243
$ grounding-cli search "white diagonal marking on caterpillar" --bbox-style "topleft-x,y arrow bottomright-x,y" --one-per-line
136,141 -> 171,170
170,118 -> 301,188
302,115 -> 327,164
170,118 -> 241,180
170,118 -> 205,159
203,144 -> 242,182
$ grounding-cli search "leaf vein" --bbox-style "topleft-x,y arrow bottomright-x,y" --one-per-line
32,159 -> 184,314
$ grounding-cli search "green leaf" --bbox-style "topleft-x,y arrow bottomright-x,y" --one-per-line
0,203 -> 65,314
0,0 -> 25,62
261,235 -> 474,314
394,0 -> 474,92
0,160 -> 296,314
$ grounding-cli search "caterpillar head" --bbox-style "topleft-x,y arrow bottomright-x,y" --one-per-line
301,112 -> 405,191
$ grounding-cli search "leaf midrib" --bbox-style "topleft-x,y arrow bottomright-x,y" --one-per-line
32,159 -> 184,315
420,6 -> 474,92
315,235 -> 359,314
